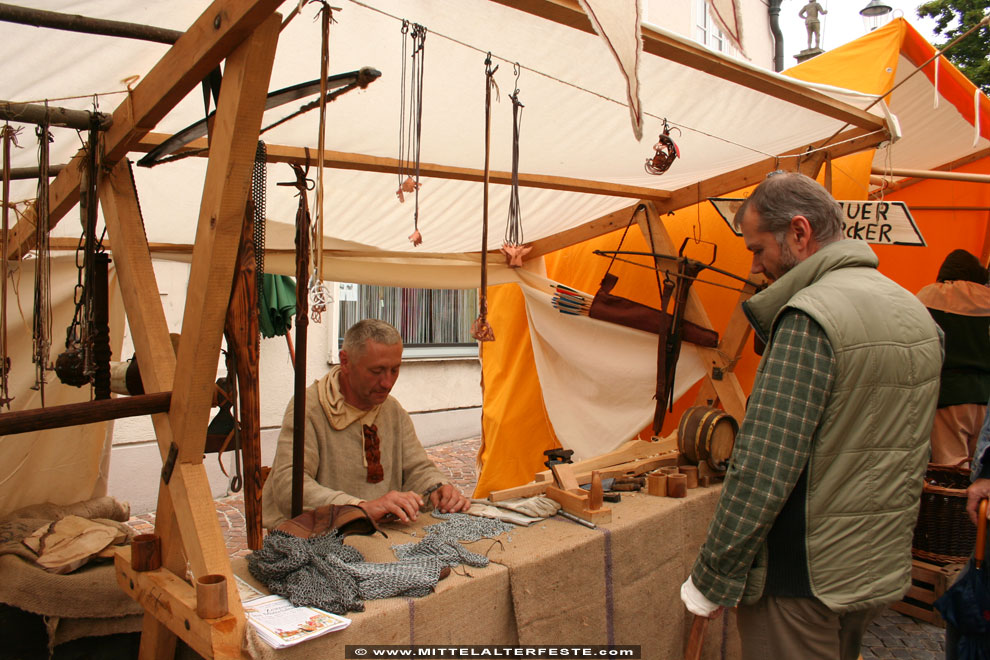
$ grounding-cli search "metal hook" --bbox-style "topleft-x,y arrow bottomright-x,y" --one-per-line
513,62 -> 521,95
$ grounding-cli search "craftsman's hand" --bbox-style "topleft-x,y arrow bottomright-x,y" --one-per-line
431,484 -> 471,514
966,479 -> 990,526
680,576 -> 722,618
359,490 -> 424,524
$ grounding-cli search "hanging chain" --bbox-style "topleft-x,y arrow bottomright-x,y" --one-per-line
504,64 -> 525,248
32,114 -> 54,403
397,21 -> 427,245
253,140 -> 267,349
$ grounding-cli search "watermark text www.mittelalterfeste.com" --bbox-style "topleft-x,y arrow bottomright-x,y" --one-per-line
345,646 -> 640,658
344,644 -> 641,660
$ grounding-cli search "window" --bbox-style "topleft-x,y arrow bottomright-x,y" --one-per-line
338,285 -> 479,357
694,0 -> 733,55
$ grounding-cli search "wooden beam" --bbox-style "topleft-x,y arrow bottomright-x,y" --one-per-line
115,548 -> 241,660
870,148 -> 990,197
99,155 -> 186,660
168,12 -> 280,464
0,392 -> 170,436
0,2 -> 182,44
870,166 -> 990,184
6,0 -> 284,260
490,0 -> 887,131
524,129 -> 887,257
0,100 -> 111,131
133,133 -> 672,202
526,202 -> 641,259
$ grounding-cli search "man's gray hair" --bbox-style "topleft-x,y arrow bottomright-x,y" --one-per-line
342,319 -> 402,358
734,172 -> 843,245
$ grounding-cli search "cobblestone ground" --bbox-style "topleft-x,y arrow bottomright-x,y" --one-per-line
125,435 -> 946,656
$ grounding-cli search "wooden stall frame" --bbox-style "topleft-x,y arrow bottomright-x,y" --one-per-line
0,2 -> 894,658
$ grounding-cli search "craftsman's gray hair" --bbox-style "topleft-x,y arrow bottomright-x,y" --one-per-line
734,172 -> 843,245
341,319 -> 402,359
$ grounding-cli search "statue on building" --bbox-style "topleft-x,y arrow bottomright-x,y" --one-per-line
798,1 -> 828,50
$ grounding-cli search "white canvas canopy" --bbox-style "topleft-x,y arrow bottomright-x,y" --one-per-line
3,0 -> 897,289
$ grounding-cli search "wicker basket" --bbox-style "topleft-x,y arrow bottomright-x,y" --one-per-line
912,464 -> 976,565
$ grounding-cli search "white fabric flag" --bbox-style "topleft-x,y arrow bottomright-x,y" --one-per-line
578,0 -> 644,140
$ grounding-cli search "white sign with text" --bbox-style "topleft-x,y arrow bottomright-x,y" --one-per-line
710,198 -> 925,246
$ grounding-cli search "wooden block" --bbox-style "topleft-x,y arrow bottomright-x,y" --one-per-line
488,481 -> 550,501
115,547 -> 241,660
667,473 -> 688,498
545,486 -> 611,524
551,463 -> 580,491
647,474 -> 667,497
679,465 -> 700,489
699,475 -> 712,488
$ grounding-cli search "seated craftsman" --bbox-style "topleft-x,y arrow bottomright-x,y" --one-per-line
262,319 -> 470,527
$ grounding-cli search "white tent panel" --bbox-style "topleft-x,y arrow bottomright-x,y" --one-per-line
3,0 -> 891,278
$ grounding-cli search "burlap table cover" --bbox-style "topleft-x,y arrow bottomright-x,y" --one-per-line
236,486 -> 740,660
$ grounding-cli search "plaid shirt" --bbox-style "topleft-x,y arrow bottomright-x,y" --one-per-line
691,309 -> 835,606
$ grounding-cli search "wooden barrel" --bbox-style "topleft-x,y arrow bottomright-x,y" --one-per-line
677,406 -> 738,472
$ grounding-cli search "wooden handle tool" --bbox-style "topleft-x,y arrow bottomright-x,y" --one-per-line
684,613 -> 708,660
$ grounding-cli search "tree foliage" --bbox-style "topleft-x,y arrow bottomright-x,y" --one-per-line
916,0 -> 990,93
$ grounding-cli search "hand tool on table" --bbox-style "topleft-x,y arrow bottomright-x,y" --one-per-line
543,448 -> 574,470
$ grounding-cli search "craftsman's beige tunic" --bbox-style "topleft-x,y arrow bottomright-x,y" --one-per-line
261,381 -> 447,528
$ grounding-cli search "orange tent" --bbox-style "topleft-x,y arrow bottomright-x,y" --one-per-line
475,18 -> 990,497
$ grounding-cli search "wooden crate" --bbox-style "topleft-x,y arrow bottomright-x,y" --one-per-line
889,559 -> 964,627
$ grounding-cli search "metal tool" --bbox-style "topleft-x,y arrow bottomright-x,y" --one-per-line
556,510 -> 596,529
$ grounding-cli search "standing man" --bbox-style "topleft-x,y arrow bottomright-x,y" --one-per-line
799,1 -> 828,50
680,173 -> 943,660
262,319 -> 470,528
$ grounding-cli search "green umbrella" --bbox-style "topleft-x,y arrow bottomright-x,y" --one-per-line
259,275 -> 297,339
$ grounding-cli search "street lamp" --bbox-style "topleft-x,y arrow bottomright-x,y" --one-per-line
860,0 -> 893,31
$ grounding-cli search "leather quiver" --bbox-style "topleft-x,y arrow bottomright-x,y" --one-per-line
588,274 -> 719,347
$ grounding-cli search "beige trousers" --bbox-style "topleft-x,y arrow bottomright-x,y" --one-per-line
737,596 -> 883,660
930,403 -> 987,466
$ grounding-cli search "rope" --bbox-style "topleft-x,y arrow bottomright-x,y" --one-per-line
309,2 -> 334,323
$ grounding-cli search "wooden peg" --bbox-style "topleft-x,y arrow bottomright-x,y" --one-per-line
667,473 -> 688,498
679,465 -> 699,489
647,473 -> 667,497
589,470 -> 603,511
131,533 -> 162,572
196,574 -> 229,619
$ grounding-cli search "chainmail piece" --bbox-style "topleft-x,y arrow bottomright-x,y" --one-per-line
248,515 -> 512,614
392,511 -> 514,569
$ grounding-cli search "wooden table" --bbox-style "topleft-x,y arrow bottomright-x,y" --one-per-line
237,486 -> 740,660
